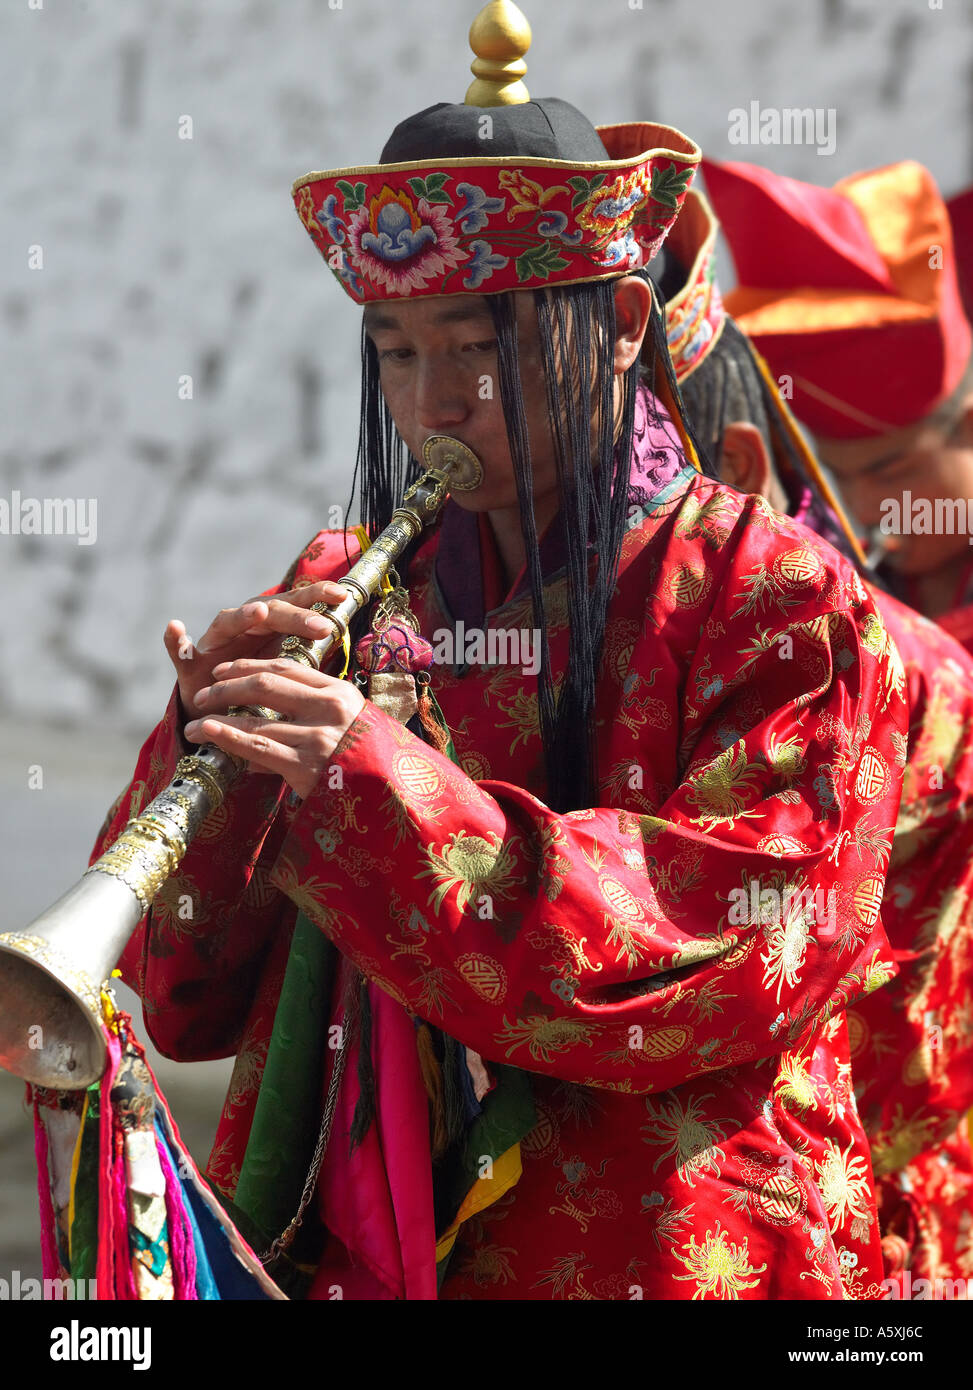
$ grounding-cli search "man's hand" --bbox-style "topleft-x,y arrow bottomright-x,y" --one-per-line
183,658 -> 366,799
164,579 -> 351,725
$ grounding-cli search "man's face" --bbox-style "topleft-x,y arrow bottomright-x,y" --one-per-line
819,398 -> 973,575
362,292 -> 562,514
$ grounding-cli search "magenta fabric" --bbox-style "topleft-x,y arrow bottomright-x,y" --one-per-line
309,959 -> 437,1301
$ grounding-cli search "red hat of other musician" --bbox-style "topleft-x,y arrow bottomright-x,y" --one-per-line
701,156 -> 972,439
949,186 -> 973,320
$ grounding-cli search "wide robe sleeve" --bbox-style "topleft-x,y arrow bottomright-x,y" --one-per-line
89,561 -> 314,1061
270,516 -> 909,1094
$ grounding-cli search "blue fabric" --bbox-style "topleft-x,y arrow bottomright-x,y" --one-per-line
154,1108 -> 272,1301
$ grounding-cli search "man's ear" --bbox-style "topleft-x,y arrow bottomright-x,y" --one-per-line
719,421 -> 775,499
612,276 -> 653,374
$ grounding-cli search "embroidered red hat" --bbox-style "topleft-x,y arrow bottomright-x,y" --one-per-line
661,187 -> 725,382
292,2 -> 699,305
701,156 -> 972,439
949,186 -> 973,320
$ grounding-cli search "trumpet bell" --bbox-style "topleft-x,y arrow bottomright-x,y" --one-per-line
0,871 -> 143,1089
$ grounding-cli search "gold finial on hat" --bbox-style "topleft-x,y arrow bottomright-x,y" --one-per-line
465,1 -> 532,107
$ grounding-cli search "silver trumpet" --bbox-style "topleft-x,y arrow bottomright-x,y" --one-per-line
0,436 -> 482,1090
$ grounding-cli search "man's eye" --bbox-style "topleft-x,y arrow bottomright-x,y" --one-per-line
377,347 -> 413,362
464,339 -> 498,353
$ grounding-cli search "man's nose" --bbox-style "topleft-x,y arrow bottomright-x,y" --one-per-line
414,358 -> 471,432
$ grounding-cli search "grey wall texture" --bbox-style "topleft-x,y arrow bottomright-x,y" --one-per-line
0,0 -> 971,1276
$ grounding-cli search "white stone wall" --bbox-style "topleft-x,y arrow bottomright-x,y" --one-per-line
1,0 -> 971,735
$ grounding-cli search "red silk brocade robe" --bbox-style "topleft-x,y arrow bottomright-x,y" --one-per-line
849,589 -> 973,1288
94,458 -> 912,1300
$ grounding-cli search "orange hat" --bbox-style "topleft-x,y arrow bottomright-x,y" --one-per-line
702,157 -> 972,439
662,186 -> 867,568
949,186 -> 973,320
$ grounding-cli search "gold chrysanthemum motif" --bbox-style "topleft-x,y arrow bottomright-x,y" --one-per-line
858,612 -> 887,657
458,1242 -> 518,1288
226,1034 -> 269,1113
774,1052 -> 819,1118
760,885 -> 813,1004
496,688 -> 540,752
862,949 -> 896,996
685,744 -> 765,832
419,829 -> 517,913
672,1223 -> 767,1299
641,1092 -> 730,1187
813,1139 -> 873,1234
766,733 -> 806,784
494,1014 -> 601,1064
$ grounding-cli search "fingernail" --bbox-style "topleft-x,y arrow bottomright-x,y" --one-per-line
308,616 -> 332,632
185,721 -> 200,735
195,687 -> 211,704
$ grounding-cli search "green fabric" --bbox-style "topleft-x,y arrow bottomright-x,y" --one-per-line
232,907 -> 337,1293
69,1086 -> 100,1286
434,1064 -> 538,1289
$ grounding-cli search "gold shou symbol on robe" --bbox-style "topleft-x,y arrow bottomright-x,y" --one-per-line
666,563 -> 711,608
640,1025 -> 692,1059
903,1038 -> 935,1087
456,952 -> 507,1002
521,1103 -> 557,1157
852,874 -> 885,925
460,751 -> 492,781
757,1171 -> 807,1227
845,1009 -> 869,1058
599,875 -> 645,921
854,747 -> 890,804
756,833 -> 810,857
774,547 -> 825,587
393,750 -> 443,799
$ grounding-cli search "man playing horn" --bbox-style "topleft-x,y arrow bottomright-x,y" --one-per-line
91,3 -> 908,1300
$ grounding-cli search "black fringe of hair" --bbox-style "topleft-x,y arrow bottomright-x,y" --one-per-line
488,281 -> 639,812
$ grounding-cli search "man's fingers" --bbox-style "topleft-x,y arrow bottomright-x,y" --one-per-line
194,602 -> 270,655
192,667 -> 344,718
208,657 -> 342,687
279,580 -> 350,609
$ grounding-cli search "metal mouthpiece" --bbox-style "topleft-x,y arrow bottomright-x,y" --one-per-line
421,434 -> 483,491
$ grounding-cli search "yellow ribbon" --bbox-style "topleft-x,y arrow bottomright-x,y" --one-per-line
434,1142 -> 523,1264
